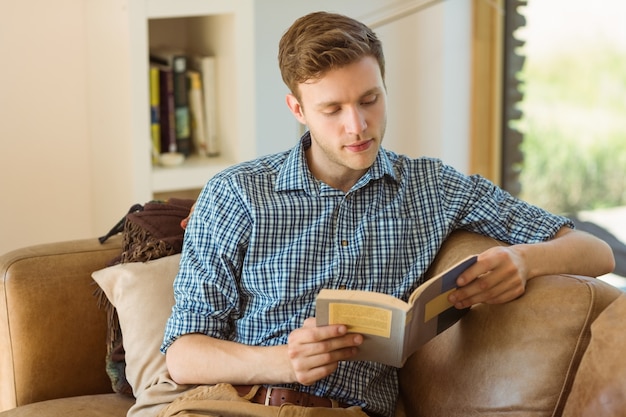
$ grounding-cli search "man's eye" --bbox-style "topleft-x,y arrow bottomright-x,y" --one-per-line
362,95 -> 378,105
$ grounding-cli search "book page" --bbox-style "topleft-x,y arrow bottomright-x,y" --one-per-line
328,303 -> 392,337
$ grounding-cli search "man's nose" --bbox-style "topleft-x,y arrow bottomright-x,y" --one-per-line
344,107 -> 367,135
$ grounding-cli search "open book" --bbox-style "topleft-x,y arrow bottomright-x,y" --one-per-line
315,255 -> 477,367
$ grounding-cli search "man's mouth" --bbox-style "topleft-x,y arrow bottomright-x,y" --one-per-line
345,139 -> 374,153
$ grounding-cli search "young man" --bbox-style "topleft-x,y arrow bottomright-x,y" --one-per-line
160,11 -> 614,417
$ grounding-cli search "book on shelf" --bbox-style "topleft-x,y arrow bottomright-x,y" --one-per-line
190,55 -> 219,156
187,70 -> 209,158
315,255 -> 477,368
150,49 -> 191,157
149,64 -> 161,164
154,64 -> 177,155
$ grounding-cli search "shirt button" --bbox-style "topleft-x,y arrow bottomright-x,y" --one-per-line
341,240 -> 349,247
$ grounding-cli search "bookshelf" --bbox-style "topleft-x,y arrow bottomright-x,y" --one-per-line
86,0 -> 256,232
83,0 -> 438,234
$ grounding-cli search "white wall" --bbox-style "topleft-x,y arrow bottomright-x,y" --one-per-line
0,1 -> 94,254
374,0 -> 471,168
0,0 -> 471,255
252,0 -> 471,168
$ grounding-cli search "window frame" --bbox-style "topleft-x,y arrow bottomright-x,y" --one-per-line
471,0 -> 526,195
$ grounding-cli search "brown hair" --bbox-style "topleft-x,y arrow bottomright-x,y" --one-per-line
278,11 -> 385,100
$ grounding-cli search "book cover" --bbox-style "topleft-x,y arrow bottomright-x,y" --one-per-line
191,55 -> 219,156
155,64 -> 177,154
316,255 -> 477,367
151,50 -> 191,157
149,64 -> 161,164
187,70 -> 208,157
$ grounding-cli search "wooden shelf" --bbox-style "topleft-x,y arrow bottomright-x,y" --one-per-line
151,155 -> 234,192
146,0 -> 234,19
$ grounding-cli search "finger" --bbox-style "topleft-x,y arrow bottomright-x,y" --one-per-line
289,323 -> 349,346
448,280 -> 482,308
450,272 -> 525,308
302,317 -> 317,328
456,252 -> 505,286
288,335 -> 361,385
291,340 -> 362,385
458,245 -> 521,286
456,263 -> 489,286
288,330 -> 362,358
450,268 -> 492,307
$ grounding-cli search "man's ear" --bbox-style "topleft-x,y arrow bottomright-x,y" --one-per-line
286,94 -> 306,125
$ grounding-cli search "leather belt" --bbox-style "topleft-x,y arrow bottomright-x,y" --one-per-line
233,384 -> 386,417
233,384 -> 348,408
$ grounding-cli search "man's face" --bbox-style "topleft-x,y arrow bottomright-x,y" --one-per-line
286,56 -> 387,190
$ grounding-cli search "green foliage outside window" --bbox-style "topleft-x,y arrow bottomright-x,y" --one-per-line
518,43 -> 626,215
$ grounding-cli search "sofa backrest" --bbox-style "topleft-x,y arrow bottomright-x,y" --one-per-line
0,237 -> 122,411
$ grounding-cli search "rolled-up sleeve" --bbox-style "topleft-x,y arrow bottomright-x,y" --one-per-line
438,164 -> 574,243
161,174 -> 251,353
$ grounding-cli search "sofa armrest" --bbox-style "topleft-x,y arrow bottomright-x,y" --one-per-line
398,230 -> 622,417
423,229 -> 508,279
0,236 -> 122,411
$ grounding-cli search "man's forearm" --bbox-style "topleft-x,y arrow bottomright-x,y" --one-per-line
165,333 -> 293,385
518,227 -> 615,279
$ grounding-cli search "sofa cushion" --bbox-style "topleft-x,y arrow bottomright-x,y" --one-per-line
398,273 -> 621,417
0,394 -> 133,417
92,255 -> 191,417
562,293 -> 626,417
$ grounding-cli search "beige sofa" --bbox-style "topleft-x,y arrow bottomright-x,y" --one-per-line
1,230 -> 625,417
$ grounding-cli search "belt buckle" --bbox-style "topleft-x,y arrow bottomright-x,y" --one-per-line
264,386 -> 273,406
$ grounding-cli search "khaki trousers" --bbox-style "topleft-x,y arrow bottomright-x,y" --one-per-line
157,384 -> 371,417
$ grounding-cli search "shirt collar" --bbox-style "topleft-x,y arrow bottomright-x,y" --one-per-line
275,131 -> 398,194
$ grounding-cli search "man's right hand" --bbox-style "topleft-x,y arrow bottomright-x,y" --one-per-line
165,319 -> 362,387
286,317 -> 363,385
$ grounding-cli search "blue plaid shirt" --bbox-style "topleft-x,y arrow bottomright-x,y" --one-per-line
162,133 -> 571,417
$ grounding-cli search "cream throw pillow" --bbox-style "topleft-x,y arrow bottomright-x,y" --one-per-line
92,254 -> 192,417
